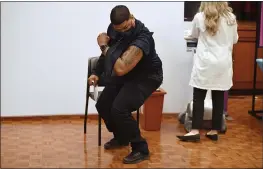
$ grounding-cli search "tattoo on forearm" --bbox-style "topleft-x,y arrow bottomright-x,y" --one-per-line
114,45 -> 143,75
120,46 -> 141,66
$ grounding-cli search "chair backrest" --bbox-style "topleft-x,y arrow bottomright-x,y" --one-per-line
88,56 -> 106,86
88,56 -> 100,77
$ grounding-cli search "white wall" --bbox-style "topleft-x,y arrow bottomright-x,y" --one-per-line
1,2 -> 194,117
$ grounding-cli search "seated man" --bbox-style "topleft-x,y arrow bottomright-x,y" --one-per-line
88,5 -> 163,164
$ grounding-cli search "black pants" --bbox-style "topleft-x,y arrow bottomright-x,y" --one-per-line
192,87 -> 225,130
95,77 -> 161,153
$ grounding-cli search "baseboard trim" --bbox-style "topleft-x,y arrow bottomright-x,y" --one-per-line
1,112 -> 178,122
1,114 -> 96,122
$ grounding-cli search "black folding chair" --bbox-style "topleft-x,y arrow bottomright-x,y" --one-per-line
84,56 -> 140,146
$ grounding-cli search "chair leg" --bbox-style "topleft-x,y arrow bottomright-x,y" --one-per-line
84,88 -> 90,134
98,114 -> 102,146
137,109 -> 140,128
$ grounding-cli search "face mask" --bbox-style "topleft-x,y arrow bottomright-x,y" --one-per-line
108,22 -> 136,43
117,26 -> 135,38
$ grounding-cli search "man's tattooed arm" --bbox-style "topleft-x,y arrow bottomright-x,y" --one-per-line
113,46 -> 143,76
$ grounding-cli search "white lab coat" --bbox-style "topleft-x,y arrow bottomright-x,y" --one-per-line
189,12 -> 239,91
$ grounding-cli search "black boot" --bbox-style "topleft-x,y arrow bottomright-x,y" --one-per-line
123,140 -> 150,164
123,151 -> 149,164
104,138 -> 129,150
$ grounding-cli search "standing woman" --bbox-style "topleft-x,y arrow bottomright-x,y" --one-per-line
177,2 -> 238,142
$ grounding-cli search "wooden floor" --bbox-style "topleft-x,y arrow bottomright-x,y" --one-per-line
1,96 -> 263,168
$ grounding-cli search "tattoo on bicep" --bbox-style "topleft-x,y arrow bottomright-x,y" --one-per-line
120,46 -> 142,66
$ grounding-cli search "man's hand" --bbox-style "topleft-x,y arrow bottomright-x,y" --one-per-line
88,74 -> 99,86
97,33 -> 110,47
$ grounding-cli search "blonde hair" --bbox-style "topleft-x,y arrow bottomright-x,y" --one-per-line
199,2 -> 235,36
